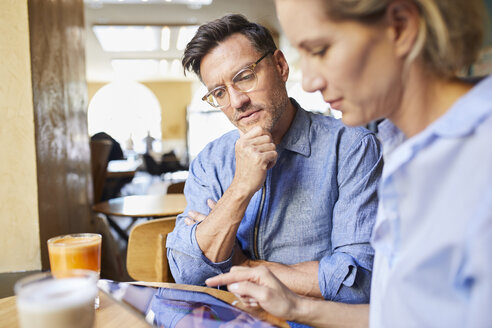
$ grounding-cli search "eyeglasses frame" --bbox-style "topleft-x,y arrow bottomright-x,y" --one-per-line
201,50 -> 275,108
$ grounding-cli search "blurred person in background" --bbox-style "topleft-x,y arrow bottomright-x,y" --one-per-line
206,1 -> 492,327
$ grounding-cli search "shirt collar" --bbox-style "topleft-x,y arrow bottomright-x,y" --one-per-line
431,75 -> 492,138
377,119 -> 406,158
378,75 -> 492,146
377,75 -> 492,179
278,98 -> 312,157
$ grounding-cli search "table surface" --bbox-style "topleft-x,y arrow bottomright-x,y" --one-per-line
0,292 -> 148,328
106,159 -> 141,179
92,194 -> 187,218
0,282 -> 289,328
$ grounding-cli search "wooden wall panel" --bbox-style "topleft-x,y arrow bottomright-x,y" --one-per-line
28,0 -> 93,269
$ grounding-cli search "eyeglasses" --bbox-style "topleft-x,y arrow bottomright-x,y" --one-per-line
202,51 -> 274,108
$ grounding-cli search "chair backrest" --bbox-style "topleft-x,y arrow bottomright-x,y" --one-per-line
90,139 -> 112,203
166,181 -> 185,194
93,213 -> 127,281
143,153 -> 162,176
91,132 -> 124,161
126,217 -> 176,282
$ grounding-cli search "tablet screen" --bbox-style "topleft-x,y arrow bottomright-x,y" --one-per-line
97,280 -> 276,328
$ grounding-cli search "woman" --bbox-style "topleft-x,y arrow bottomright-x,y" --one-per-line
206,0 -> 492,327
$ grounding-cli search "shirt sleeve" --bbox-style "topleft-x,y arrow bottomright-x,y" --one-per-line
166,154 -> 234,285
318,132 -> 383,303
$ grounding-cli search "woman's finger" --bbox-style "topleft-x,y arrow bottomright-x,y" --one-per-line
228,281 -> 269,304
205,267 -> 256,287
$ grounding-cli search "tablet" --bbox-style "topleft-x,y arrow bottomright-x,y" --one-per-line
97,279 -> 277,328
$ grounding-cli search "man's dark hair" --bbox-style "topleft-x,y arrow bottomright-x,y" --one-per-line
182,14 -> 277,79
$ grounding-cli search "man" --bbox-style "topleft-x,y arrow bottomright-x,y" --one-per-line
166,14 -> 382,303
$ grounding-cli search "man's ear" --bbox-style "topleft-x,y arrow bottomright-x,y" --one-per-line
272,49 -> 290,82
385,0 -> 420,58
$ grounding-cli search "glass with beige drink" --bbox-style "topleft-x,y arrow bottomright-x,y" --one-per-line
15,270 -> 98,328
47,233 -> 102,307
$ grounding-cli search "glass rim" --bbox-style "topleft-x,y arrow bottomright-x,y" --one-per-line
203,71 -> 258,109
202,50 -> 273,108
14,269 -> 98,296
47,233 -> 102,246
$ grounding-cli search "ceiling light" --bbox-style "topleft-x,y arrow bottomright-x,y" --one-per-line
93,25 -> 160,52
176,26 -> 199,51
161,26 -> 170,51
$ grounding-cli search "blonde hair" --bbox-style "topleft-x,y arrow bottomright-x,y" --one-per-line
321,0 -> 486,78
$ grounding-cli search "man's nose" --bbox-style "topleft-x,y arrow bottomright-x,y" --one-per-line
228,86 -> 250,110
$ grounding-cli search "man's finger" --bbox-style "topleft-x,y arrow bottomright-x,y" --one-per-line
184,217 -> 195,226
261,151 -> 278,169
266,156 -> 277,170
247,134 -> 274,146
240,125 -> 267,140
251,143 -> 276,153
207,199 -> 217,210
187,210 -> 207,223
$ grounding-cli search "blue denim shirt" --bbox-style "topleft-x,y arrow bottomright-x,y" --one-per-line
167,99 -> 383,303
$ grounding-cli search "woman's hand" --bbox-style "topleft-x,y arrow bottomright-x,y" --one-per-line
205,265 -> 302,321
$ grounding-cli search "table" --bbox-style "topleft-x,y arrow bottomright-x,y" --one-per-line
106,159 -> 141,179
0,282 -> 289,328
92,194 -> 187,241
0,292 -> 147,328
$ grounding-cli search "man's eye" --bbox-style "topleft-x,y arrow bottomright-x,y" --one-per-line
233,69 -> 255,84
213,88 -> 226,99
237,72 -> 254,82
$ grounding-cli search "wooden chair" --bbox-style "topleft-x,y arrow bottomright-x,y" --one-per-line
166,181 -> 185,194
126,217 -> 176,282
93,213 -> 127,281
90,139 -> 112,203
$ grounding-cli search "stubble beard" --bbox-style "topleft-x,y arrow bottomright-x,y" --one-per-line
234,88 -> 289,134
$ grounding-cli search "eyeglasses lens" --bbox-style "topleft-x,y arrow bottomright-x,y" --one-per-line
207,68 -> 258,108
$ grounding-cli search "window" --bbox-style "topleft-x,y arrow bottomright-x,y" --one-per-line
88,81 -> 162,153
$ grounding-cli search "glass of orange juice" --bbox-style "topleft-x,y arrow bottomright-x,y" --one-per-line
47,233 -> 102,308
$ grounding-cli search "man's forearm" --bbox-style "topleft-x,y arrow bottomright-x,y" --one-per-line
195,127 -> 276,264
246,260 -> 323,298
195,183 -> 253,263
294,297 -> 369,328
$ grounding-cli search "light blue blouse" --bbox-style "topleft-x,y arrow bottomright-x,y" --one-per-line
370,76 -> 492,327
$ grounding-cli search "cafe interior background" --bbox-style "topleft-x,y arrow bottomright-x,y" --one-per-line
1,0 -> 491,296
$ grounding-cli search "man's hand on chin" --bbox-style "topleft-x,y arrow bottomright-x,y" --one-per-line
233,126 -> 277,195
